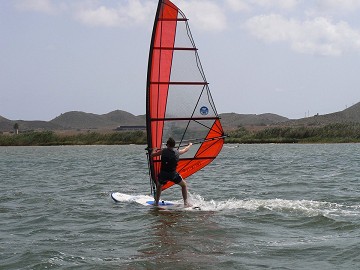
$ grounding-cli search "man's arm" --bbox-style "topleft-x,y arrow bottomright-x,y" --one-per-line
179,143 -> 193,155
150,148 -> 162,158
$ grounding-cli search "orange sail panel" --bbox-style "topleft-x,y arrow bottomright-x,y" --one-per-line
146,0 -> 225,192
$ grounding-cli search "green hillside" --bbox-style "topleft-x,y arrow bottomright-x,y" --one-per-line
1,101 -> 360,133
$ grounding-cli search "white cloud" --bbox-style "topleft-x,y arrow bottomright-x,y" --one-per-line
13,0 -> 226,31
225,0 -> 299,12
75,6 -> 123,27
306,0 -> 360,17
244,14 -> 360,56
225,0 -> 251,12
176,0 -> 227,31
12,0 -> 360,37
250,0 -> 299,10
74,0 -> 156,27
315,0 -> 360,12
14,0 -> 59,14
73,0 -> 226,30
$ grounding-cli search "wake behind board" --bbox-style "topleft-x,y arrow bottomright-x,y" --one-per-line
111,192 -> 200,210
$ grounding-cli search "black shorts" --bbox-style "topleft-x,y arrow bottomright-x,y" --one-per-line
158,171 -> 183,185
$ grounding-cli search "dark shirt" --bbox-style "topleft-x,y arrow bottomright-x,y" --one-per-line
161,148 -> 179,173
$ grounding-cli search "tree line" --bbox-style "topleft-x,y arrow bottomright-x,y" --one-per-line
1,123 -> 360,146
0,131 -> 146,146
227,123 -> 360,143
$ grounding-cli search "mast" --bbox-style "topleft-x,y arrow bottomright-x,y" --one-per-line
146,0 -> 162,194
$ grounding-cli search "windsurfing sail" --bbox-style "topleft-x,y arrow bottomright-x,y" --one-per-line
146,0 -> 225,194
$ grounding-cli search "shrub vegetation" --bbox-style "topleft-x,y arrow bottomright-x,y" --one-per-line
1,123 -> 360,146
0,131 -> 147,146
226,123 -> 360,144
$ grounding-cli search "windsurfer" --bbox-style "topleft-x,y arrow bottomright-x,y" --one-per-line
151,137 -> 193,206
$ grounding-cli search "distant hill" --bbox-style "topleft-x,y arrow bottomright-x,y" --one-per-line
0,116 -> 9,122
0,110 -> 288,132
220,113 -> 289,128
0,110 -> 146,132
0,116 -> 12,132
50,110 -> 145,129
103,110 -> 144,125
1,102 -> 359,132
14,120 -> 62,131
0,115 -> 62,132
283,102 -> 360,126
51,111 -> 115,129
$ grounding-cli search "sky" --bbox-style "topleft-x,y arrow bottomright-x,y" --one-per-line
1,0 -> 360,121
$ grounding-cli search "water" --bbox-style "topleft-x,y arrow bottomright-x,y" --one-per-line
1,144 -> 359,269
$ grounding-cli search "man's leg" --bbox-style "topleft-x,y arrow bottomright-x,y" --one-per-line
154,182 -> 162,206
178,180 -> 189,206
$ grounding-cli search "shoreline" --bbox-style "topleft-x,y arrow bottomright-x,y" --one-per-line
1,130 -> 360,147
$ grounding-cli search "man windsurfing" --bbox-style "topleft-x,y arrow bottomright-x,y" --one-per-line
151,137 -> 192,206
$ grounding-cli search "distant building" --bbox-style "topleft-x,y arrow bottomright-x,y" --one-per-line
115,125 -> 146,131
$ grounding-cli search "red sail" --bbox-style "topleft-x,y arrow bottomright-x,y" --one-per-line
146,0 -> 225,192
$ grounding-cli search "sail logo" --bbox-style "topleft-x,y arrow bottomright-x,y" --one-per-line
200,106 -> 209,115
181,160 -> 205,174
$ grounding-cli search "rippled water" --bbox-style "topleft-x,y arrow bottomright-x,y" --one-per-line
1,144 -> 360,269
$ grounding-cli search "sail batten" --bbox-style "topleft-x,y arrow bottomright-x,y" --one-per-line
158,18 -> 188,21
154,156 -> 216,162
146,0 -> 225,193
153,47 -> 198,51
150,82 -> 208,85
151,117 -> 220,121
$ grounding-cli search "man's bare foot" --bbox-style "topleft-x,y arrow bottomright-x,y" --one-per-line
184,201 -> 192,208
